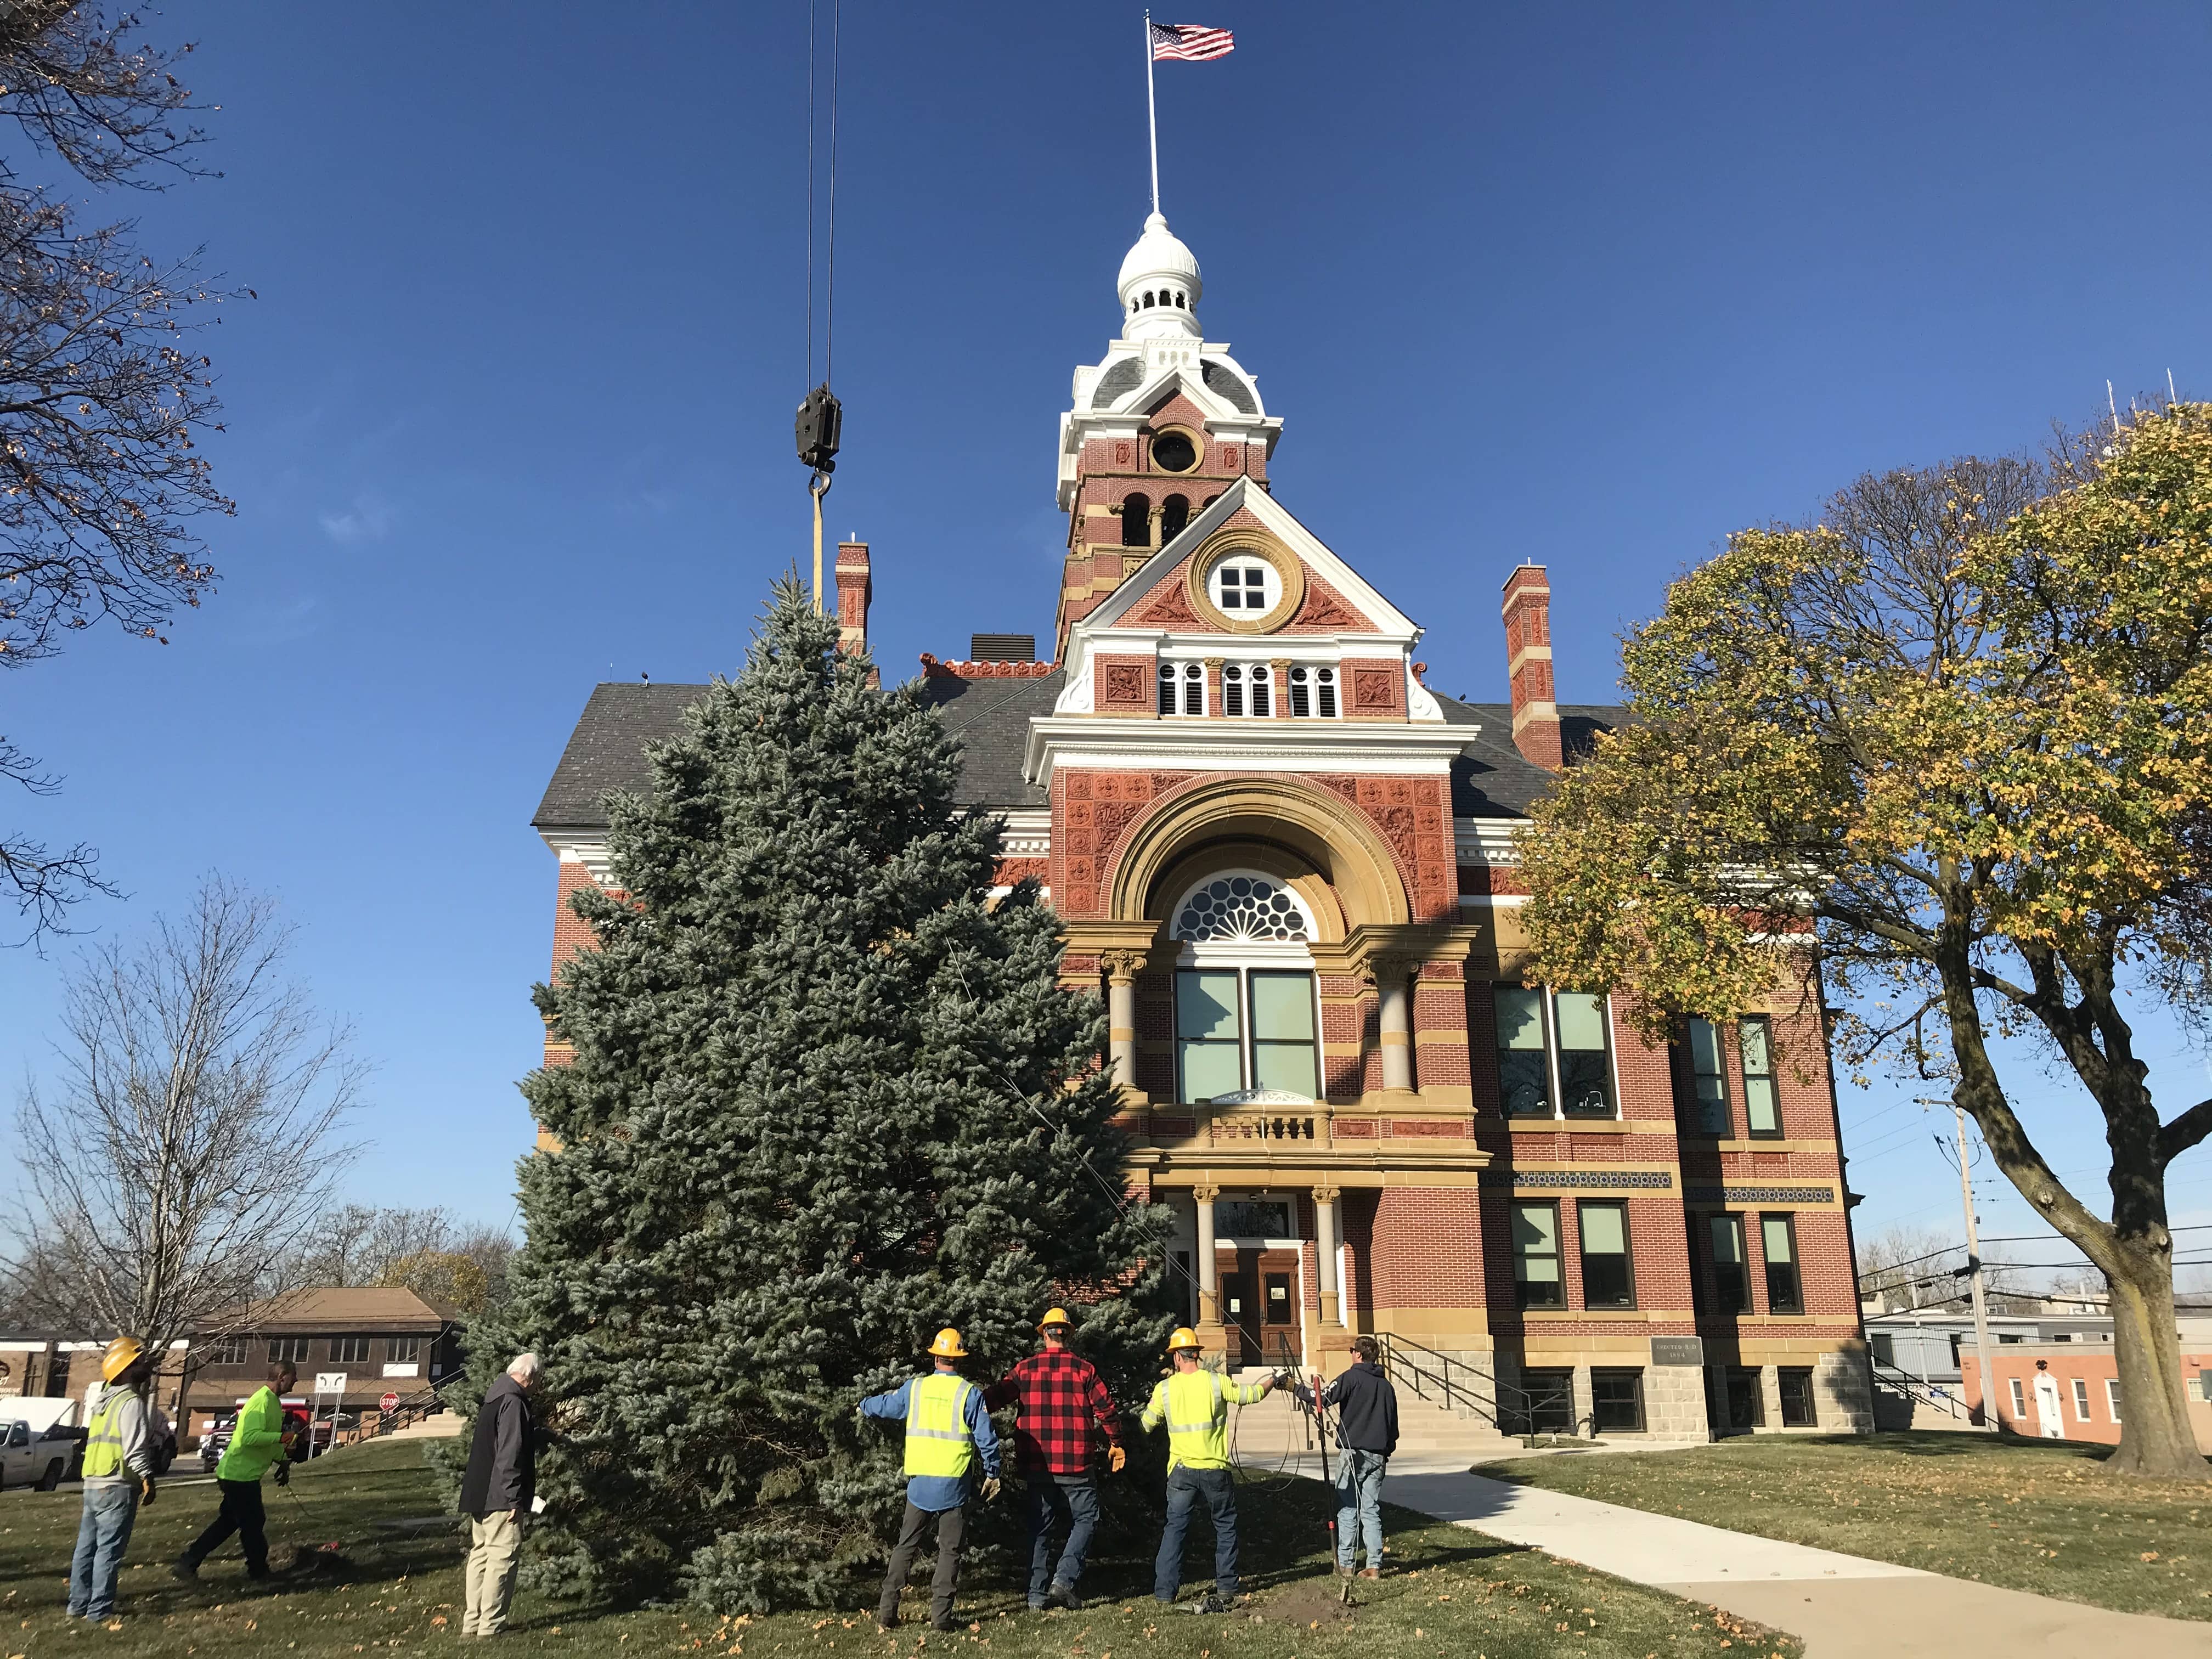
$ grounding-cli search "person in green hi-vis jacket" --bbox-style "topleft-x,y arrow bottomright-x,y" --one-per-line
174,1361 -> 301,1582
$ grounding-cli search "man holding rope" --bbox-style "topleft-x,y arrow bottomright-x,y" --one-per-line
1283,1336 -> 1398,1578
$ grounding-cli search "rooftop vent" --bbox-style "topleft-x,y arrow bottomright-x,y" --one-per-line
970,633 -> 1036,663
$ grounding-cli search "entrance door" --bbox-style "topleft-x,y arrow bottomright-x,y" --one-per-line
1220,1269 -> 1261,1368
2034,1373 -> 2065,1438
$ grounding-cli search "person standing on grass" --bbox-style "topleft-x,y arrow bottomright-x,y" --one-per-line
458,1353 -> 545,1639
983,1307 -> 1126,1611
176,1361 -> 300,1583
1283,1335 -> 1399,1579
1139,1327 -> 1277,1614
69,1338 -> 159,1622
862,1328 -> 1002,1634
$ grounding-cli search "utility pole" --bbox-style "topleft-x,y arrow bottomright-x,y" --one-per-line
1955,1104 -> 2000,1432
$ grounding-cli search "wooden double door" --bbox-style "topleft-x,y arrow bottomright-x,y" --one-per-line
1217,1245 -> 1301,1368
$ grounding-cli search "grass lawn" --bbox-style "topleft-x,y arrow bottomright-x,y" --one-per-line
1489,1430 -> 2212,1621
0,1438 -> 1801,1658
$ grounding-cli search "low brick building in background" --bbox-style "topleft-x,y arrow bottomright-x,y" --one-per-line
1962,1321 -> 2212,1447
179,1288 -> 461,1448
532,212 -> 1873,1444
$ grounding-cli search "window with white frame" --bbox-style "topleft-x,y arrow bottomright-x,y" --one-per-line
1210,558 -> 1279,614
1221,662 -> 1273,716
2107,1378 -> 2123,1420
1493,986 -> 1618,1119
1286,664 -> 1338,718
1171,874 -> 1320,1102
1158,660 -> 1205,716
2072,1378 -> 2091,1420
2009,1378 -> 2027,1418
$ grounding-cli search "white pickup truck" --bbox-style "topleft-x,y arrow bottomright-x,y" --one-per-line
0,1410 -> 77,1491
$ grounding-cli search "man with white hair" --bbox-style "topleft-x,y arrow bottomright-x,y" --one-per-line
458,1354 -> 543,1638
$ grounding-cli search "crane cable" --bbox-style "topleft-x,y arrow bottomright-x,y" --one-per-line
797,0 -> 844,614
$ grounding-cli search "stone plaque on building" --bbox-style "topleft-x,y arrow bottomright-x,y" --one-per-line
1650,1337 -> 1704,1367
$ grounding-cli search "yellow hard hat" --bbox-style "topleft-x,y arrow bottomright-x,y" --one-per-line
1038,1307 -> 1073,1330
927,1327 -> 968,1359
100,1336 -> 145,1383
1165,1327 -> 1203,1355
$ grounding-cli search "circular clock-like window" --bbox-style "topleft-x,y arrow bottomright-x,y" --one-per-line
1150,430 -> 1199,473
1209,557 -> 1280,616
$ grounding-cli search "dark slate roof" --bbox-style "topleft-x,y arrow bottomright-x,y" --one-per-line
532,671 -> 1065,830
1432,696 -> 1621,820
532,679 -> 1615,831
1091,359 -> 1144,408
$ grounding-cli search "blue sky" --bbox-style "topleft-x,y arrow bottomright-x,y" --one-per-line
4,3 -> 2210,1258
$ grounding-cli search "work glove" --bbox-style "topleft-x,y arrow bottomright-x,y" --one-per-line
273,1460 -> 291,1487
1107,1446 -> 1127,1474
979,1477 -> 1002,1504
139,1476 -> 156,1508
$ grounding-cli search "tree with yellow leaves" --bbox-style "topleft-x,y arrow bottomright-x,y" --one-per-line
1517,404 -> 2212,1477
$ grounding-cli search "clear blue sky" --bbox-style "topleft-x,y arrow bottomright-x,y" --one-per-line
4,2 -> 2210,1257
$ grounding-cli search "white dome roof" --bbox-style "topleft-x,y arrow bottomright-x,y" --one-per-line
1118,212 -> 1201,296
1116,212 -> 1203,341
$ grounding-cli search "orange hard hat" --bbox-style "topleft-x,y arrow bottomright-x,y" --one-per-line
927,1328 -> 969,1359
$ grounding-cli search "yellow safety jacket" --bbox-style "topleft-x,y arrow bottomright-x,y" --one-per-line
1142,1368 -> 1269,1471
81,1386 -> 130,1481
902,1372 -> 978,1479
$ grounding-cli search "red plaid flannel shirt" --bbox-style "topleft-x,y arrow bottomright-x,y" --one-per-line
983,1349 -> 1122,1475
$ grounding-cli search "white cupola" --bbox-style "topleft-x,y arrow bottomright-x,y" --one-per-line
1116,212 -> 1201,342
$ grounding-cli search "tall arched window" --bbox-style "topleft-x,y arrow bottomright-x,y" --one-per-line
1160,494 -> 1190,541
1121,492 -> 1151,548
1171,873 -> 1320,1103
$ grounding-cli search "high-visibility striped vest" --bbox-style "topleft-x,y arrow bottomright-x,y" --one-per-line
81,1386 -> 129,1481
1161,1369 -> 1228,1470
902,1373 -> 977,1479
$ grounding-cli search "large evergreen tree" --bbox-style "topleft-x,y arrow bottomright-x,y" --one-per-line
465,579 -> 1172,1611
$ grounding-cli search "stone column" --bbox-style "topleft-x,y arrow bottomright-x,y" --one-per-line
1376,960 -> 1415,1094
1313,1185 -> 1343,1328
1102,951 -> 1145,1092
1193,1184 -> 1221,1327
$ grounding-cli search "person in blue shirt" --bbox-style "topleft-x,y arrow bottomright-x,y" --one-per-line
861,1327 -> 1002,1633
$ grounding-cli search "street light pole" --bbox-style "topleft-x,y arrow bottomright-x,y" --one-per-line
1955,1104 -> 2000,1432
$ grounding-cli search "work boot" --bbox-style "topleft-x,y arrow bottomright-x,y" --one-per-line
1199,1593 -> 1236,1615
929,1616 -> 959,1634
170,1555 -> 198,1582
1358,1567 -> 1380,1581
1046,1581 -> 1081,1611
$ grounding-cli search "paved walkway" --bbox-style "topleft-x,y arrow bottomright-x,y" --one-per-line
1377,1460 -> 2212,1658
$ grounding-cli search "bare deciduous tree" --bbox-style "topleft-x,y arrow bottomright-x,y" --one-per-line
0,4 -> 237,939
2,878 -> 364,1351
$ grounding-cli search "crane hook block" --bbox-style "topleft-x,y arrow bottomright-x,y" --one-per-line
796,383 -> 842,473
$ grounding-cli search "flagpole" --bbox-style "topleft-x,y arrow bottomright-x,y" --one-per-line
1144,10 -> 1159,214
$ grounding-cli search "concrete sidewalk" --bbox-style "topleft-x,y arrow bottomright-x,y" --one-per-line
1381,1462 -> 2212,1658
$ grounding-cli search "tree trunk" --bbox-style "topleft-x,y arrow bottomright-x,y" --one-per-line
2104,1245 -> 2208,1479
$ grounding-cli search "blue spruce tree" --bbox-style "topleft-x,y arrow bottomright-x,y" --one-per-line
474,578 -> 1172,1611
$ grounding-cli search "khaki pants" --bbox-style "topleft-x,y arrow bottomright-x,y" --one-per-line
463,1511 -> 522,1636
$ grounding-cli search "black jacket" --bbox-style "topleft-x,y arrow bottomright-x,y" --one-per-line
1293,1361 -> 1398,1455
459,1375 -> 536,1516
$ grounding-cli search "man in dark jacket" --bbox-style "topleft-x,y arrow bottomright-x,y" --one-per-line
1283,1338 -> 1398,1578
458,1353 -> 541,1637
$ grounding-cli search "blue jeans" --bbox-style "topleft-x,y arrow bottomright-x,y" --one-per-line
1028,1475 -> 1101,1601
1154,1465 -> 1238,1602
69,1483 -> 140,1618
1335,1449 -> 1387,1569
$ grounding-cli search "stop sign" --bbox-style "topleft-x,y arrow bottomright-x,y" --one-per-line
380,1391 -> 400,1414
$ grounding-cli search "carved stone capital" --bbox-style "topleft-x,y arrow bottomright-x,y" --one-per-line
1192,1183 -> 1222,1203
1311,1185 -> 1342,1206
1101,949 -> 1149,984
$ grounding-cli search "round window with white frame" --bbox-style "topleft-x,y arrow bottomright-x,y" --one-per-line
1169,872 -> 1321,1104
1207,555 -> 1280,617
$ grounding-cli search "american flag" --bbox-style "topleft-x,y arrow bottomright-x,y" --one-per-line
1150,22 -> 1234,61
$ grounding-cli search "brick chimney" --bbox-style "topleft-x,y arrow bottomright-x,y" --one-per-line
1500,563 -> 1562,770
834,539 -> 872,656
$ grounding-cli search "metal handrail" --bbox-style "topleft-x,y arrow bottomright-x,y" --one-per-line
1870,1358 -> 1971,1421
1374,1330 -> 1590,1440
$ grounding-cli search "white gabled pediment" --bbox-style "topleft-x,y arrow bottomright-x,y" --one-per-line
1081,477 -> 1420,640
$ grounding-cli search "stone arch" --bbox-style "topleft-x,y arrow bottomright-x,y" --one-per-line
1104,775 -> 1414,933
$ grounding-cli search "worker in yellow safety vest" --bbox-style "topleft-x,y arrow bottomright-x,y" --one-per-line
861,1327 -> 1003,1633
1139,1327 -> 1277,1613
67,1337 -> 159,1622
176,1359 -> 301,1583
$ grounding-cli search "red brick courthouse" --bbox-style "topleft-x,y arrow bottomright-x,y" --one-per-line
533,213 -> 1871,1444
